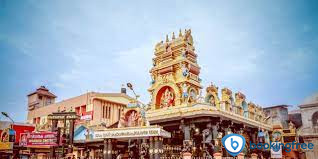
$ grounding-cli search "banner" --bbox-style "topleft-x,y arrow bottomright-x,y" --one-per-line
80,111 -> 93,120
20,132 -> 58,146
94,127 -> 171,139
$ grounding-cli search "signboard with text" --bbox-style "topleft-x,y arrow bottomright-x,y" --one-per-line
94,127 -> 171,139
80,111 -> 93,120
47,114 -> 79,120
19,132 -> 58,146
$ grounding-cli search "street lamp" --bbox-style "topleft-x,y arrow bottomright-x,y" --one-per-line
126,83 -> 139,99
1,112 -> 14,124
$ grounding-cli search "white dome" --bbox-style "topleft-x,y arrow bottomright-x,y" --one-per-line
302,93 -> 318,105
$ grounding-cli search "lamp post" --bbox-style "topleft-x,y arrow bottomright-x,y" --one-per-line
126,83 -> 139,99
1,112 -> 15,124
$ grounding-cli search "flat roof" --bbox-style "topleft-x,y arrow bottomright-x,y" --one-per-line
263,105 -> 290,110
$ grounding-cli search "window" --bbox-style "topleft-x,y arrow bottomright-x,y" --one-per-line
102,105 -> 105,118
75,107 -> 80,115
39,96 -> 42,100
118,107 -> 121,120
105,106 -> 108,119
81,105 -> 86,115
108,106 -> 111,119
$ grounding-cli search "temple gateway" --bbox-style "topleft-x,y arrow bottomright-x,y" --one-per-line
92,29 -> 272,159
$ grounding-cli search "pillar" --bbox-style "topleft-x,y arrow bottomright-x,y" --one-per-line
107,139 -> 112,159
159,137 -> 163,157
103,139 -> 108,159
154,137 -> 160,159
69,119 -> 75,145
149,137 -> 154,159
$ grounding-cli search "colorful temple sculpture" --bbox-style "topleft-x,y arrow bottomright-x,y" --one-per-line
145,29 -> 272,159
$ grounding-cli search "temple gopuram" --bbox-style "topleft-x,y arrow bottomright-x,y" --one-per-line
144,29 -> 272,158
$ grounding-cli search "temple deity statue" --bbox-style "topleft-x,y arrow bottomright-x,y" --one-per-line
181,63 -> 190,77
205,83 -> 220,109
221,88 -> 233,111
248,102 -> 256,120
188,89 -> 197,103
127,111 -> 138,127
150,74 -> 156,84
235,92 -> 246,115
160,88 -> 174,108
181,83 -> 189,103
209,96 -> 215,106
183,29 -> 194,45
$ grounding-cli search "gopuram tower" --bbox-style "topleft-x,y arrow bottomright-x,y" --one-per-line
148,29 -> 202,110
145,29 -> 271,159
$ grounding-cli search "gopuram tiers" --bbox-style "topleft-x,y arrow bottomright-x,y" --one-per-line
146,29 -> 271,130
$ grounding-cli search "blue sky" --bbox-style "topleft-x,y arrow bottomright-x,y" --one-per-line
0,0 -> 317,122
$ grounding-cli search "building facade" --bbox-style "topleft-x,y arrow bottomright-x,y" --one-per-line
299,93 -> 318,159
27,87 -> 133,129
25,86 -> 135,158
263,105 -> 289,129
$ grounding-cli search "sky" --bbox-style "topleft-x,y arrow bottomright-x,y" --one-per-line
0,0 -> 317,122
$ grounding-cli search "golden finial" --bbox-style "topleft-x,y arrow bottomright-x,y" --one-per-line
179,29 -> 182,37
172,32 -> 175,39
166,34 -> 169,42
